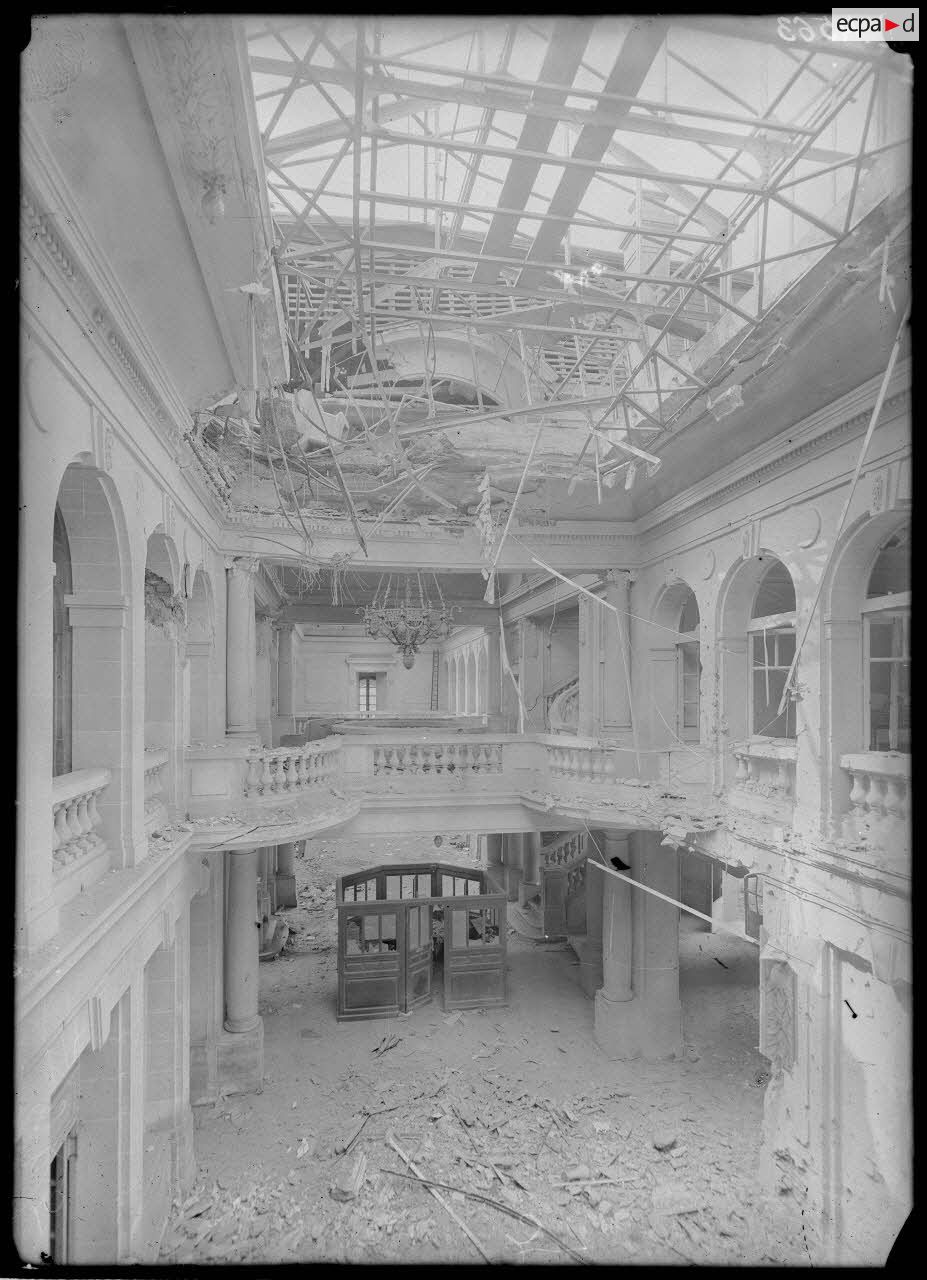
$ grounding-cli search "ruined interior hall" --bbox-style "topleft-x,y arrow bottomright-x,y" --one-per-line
16,13 -> 911,1267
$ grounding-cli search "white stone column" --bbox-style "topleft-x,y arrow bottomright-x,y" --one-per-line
274,621 -> 297,740
485,634 -> 504,727
577,594 -> 597,737
602,572 -> 633,740
579,859 -> 606,996
224,849 -> 261,1033
519,831 -> 542,906
503,833 -> 524,902
276,840 -> 299,908
519,618 -> 544,733
485,833 -> 504,891
595,831 -> 683,1059
225,558 -> 260,741
599,831 -> 633,1001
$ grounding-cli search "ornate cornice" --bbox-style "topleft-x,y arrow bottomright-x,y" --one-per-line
20,117 -> 237,527
640,377 -> 910,543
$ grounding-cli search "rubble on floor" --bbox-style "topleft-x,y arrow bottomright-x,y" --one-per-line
160,834 -> 815,1265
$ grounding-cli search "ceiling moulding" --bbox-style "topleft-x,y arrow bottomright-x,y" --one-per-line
638,365 -> 910,543
20,117 -> 193,454
123,17 -> 288,394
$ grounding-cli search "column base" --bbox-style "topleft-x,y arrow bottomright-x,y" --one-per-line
225,729 -> 262,745
518,879 -> 540,908
275,873 -> 297,908
215,1021 -> 264,1096
594,990 -> 682,1060
573,938 -> 603,998
506,867 -> 523,903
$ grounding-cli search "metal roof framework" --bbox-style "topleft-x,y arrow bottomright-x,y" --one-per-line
245,16 -> 908,486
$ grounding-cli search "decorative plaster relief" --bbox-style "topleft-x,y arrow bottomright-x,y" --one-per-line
741,520 -> 761,561
149,17 -> 238,204
870,468 -> 887,516
23,18 -> 86,100
700,549 -> 716,580
795,506 -> 821,549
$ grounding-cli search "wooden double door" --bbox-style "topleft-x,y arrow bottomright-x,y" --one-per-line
337,895 -> 507,1021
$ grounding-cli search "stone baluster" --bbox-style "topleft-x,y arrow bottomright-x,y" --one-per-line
245,753 -> 262,796
295,751 -> 309,789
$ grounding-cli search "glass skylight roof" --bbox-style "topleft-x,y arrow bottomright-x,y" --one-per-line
244,16 -> 909,469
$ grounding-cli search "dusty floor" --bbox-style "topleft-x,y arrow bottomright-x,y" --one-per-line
161,836 -> 815,1265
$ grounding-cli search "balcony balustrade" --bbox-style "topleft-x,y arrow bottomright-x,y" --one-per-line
245,740 -> 341,798
730,739 -> 796,817
839,752 -> 910,865
372,740 -> 503,777
52,767 -> 110,871
183,728 -> 718,841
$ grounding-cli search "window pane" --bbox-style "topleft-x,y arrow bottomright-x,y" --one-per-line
867,533 -> 910,597
776,631 -> 796,665
753,634 -> 767,663
682,643 -> 699,675
407,907 -> 419,949
451,909 -> 467,949
683,675 -> 699,702
869,621 -> 894,659
754,669 -> 790,736
679,592 -> 700,633
381,914 -> 396,950
683,700 -> 699,729
346,917 -> 363,954
868,661 -> 892,750
752,560 -> 795,618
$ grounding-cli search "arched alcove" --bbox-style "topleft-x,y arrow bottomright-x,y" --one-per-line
716,554 -> 798,785
651,580 -> 702,746
144,528 -> 184,820
54,462 -> 130,860
52,505 -> 73,776
823,512 -> 911,826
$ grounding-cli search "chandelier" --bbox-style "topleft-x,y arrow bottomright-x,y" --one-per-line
359,574 -> 456,668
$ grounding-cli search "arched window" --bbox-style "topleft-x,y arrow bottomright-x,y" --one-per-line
52,504 -> 73,776
863,530 -> 910,751
749,559 -> 797,739
676,589 -> 701,742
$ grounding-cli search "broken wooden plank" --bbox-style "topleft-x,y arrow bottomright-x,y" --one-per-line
330,1149 -> 367,1202
385,1129 -> 492,1263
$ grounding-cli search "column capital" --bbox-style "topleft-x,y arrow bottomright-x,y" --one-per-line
224,556 -> 260,577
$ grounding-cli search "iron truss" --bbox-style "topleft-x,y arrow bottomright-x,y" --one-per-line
246,16 -> 909,489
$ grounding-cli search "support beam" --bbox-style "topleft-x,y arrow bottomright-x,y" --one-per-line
517,21 -> 667,286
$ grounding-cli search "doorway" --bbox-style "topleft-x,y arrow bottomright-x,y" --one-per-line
336,862 -> 507,1020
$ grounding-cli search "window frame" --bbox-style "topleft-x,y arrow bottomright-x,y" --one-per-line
357,672 -> 377,717
675,630 -> 701,743
747,610 -> 797,741
862,590 -> 910,753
